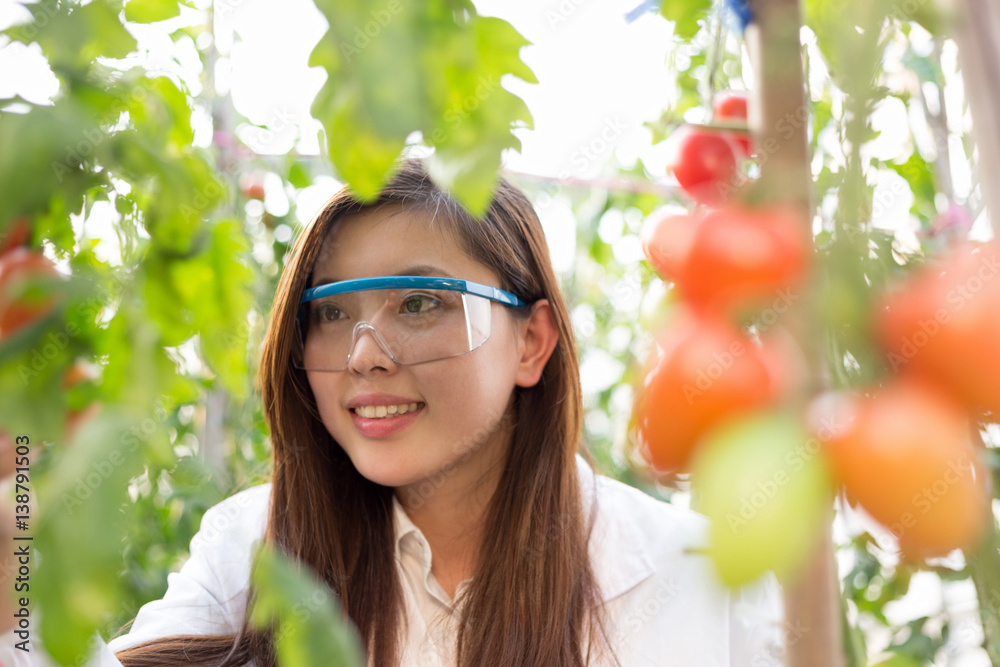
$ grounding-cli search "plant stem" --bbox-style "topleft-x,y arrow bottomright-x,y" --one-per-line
967,518 -> 1000,666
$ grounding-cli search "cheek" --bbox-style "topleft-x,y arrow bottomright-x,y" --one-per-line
306,373 -> 344,428
431,347 -> 519,427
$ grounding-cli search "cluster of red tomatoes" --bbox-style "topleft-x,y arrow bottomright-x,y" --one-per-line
665,92 -> 751,205
823,241 -> 998,558
633,91 -> 994,574
636,91 -> 811,475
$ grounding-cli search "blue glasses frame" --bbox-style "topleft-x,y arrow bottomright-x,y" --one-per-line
299,276 -> 528,308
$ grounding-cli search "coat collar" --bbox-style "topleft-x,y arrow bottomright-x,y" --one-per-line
575,453 -> 656,602
390,454 -> 655,604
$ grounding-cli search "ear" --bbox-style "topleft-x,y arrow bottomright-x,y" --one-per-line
514,299 -> 559,388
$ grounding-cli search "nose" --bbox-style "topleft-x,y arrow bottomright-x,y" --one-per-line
346,322 -> 398,375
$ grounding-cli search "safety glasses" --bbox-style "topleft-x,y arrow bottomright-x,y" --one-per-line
292,276 -> 528,371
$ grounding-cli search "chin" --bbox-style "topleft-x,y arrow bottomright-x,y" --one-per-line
346,446 -> 429,489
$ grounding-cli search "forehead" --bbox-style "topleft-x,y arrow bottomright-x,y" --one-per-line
310,205 -> 498,288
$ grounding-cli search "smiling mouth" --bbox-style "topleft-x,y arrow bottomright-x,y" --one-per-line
351,402 -> 424,419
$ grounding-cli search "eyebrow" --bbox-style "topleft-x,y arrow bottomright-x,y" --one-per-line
311,265 -> 456,287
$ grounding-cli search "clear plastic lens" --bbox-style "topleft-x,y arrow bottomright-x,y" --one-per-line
293,289 -> 493,371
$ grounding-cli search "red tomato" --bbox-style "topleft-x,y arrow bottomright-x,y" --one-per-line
0,247 -> 61,337
240,172 -> 267,201
635,310 -> 784,473
0,218 -> 31,257
640,209 -> 702,282
876,242 -> 1000,415
822,379 -> 990,557
713,91 -> 752,155
680,205 -> 810,315
666,126 -> 741,205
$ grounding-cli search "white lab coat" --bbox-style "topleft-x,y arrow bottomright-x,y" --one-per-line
0,455 -> 786,666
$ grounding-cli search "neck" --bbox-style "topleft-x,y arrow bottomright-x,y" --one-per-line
394,423 -> 512,592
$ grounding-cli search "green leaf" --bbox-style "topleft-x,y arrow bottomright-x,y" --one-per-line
287,161 -> 311,189
37,407 -> 168,663
660,0 -> 711,40
308,0 -> 535,214
196,219 -> 254,400
14,0 -> 139,71
125,0 -> 181,23
250,545 -> 366,667
887,149 -> 936,222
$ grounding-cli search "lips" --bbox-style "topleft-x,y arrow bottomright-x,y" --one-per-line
349,401 -> 424,438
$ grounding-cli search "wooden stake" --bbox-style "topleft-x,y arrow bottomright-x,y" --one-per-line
748,0 -> 846,664
954,0 -> 1000,236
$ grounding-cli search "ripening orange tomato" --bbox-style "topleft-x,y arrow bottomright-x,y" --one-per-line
640,209 -> 701,282
876,241 -> 1000,416
682,205 -> 810,314
635,310 -> 784,473
822,379 -> 990,557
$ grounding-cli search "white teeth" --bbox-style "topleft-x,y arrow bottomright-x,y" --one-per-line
354,402 -> 421,419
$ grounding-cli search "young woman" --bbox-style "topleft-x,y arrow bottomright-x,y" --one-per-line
5,159 -> 784,667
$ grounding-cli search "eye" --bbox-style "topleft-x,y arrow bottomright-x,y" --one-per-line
314,302 -> 345,322
400,293 -> 441,314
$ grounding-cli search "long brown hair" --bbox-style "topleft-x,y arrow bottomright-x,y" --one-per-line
115,159 -> 619,667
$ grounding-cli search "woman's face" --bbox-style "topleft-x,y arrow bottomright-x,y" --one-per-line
305,205 -> 526,498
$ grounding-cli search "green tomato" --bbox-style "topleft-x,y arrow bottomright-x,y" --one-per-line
691,410 -> 833,588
